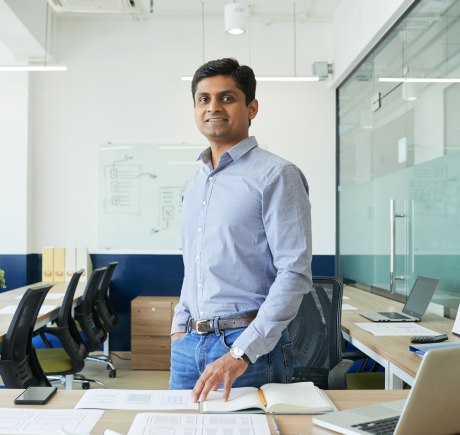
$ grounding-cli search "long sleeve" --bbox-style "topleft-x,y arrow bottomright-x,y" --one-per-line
171,278 -> 191,335
233,165 -> 312,362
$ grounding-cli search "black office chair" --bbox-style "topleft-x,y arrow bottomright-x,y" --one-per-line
74,267 -> 117,378
91,262 -> 119,374
95,261 -> 119,332
0,284 -> 53,388
288,276 -> 385,389
288,277 -> 355,389
35,270 -> 106,390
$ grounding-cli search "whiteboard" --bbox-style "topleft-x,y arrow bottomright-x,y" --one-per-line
98,143 -> 207,250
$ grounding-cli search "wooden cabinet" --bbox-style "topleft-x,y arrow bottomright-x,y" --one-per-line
131,296 -> 180,370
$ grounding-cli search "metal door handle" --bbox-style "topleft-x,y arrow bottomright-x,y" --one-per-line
390,199 -> 405,294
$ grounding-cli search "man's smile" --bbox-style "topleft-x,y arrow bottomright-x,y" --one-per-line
206,117 -> 228,123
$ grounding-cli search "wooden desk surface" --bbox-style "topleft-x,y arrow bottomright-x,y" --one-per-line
343,286 -> 460,378
0,389 -> 409,435
0,281 -> 86,342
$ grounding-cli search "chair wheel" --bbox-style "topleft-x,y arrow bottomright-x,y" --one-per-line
82,382 -> 90,390
109,370 -> 116,378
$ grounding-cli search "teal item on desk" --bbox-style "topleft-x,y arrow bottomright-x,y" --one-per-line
409,341 -> 460,356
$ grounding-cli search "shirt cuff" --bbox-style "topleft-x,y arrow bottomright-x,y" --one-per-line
233,326 -> 269,364
171,315 -> 190,336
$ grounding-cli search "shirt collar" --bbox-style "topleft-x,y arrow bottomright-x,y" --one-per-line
197,136 -> 258,169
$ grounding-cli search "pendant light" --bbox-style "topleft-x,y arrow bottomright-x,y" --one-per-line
225,2 -> 247,35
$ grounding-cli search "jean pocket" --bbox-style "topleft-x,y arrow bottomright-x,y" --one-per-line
282,341 -> 295,383
220,328 -> 245,351
171,332 -> 189,345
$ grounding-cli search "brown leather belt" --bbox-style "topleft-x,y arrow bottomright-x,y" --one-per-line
190,311 -> 258,334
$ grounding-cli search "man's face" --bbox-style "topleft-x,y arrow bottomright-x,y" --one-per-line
194,75 -> 257,142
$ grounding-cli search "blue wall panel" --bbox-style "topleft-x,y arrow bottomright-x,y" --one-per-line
1,253 -> 335,351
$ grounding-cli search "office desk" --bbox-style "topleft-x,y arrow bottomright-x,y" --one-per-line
0,281 -> 86,342
342,286 -> 460,389
0,389 -> 409,434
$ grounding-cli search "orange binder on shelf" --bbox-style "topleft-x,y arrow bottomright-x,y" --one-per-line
54,247 -> 65,283
42,247 -> 54,283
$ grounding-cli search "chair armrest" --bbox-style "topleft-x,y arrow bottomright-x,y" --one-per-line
328,359 -> 354,390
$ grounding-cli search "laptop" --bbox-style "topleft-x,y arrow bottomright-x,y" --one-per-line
360,276 -> 440,322
313,345 -> 460,435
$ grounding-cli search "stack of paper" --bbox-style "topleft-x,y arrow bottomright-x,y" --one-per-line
355,323 -> 439,336
0,305 -> 58,315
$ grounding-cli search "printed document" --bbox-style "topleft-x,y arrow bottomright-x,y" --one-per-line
0,408 -> 103,434
127,413 -> 270,435
75,389 -> 198,411
0,305 -> 58,315
355,323 -> 439,336
343,296 -> 350,300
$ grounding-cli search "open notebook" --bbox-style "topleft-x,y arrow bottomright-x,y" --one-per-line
200,382 -> 337,415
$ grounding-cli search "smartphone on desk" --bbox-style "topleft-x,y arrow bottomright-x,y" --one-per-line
14,386 -> 57,405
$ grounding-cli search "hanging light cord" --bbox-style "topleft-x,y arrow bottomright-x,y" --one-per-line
202,3 -> 205,64
44,1 -> 49,66
293,3 -> 297,77
150,0 -> 153,14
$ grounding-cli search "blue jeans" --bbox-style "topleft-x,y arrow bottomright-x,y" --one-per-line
169,317 -> 295,390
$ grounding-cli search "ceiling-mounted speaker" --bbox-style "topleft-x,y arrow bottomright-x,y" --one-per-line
225,3 -> 247,35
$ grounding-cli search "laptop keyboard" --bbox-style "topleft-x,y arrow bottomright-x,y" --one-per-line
351,416 -> 400,434
378,312 -> 412,320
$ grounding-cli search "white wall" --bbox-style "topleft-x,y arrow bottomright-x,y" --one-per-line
30,14 -> 336,255
331,0 -> 416,87
0,59 -> 31,254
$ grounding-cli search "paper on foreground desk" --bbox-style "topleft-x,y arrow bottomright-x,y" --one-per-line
0,408 -> 103,435
75,389 -> 198,411
127,412 -> 270,435
355,322 -> 439,336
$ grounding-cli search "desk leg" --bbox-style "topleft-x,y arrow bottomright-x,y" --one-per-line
342,332 -> 392,389
389,363 -> 414,389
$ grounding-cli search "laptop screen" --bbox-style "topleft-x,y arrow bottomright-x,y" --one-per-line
402,276 -> 440,319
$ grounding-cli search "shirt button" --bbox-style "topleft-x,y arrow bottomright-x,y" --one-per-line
209,177 -> 214,181
198,228 -> 203,232
202,201 -> 207,205
198,283 -> 201,288
256,354 -> 260,358
196,255 -> 200,260
200,311 -> 204,316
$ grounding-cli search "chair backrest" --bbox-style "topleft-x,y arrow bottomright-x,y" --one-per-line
56,269 -> 84,328
0,284 -> 53,388
78,267 -> 107,316
97,262 -> 118,302
287,277 -> 343,390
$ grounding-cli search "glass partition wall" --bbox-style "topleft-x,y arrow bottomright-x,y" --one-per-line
338,0 -> 460,317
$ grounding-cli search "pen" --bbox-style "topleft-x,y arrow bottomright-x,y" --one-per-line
272,416 -> 281,435
258,389 -> 267,407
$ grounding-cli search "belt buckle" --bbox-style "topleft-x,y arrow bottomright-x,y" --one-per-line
196,319 -> 210,334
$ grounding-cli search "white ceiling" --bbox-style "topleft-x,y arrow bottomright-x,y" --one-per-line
140,0 -> 342,18
55,0 -> 342,20
142,0 -> 341,18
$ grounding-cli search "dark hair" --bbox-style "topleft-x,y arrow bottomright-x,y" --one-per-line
192,58 -> 256,126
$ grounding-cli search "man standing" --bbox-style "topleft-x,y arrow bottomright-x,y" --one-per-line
170,58 -> 312,404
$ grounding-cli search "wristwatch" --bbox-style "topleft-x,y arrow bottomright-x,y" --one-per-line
230,346 -> 252,365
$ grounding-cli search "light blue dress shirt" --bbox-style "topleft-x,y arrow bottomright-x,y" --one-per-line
171,136 -> 312,363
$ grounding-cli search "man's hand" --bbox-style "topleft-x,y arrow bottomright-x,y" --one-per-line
171,332 -> 186,341
190,352 -> 248,403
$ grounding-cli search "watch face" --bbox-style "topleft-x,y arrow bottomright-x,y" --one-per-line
231,346 -> 244,358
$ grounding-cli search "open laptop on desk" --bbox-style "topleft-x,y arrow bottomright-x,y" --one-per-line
359,276 -> 440,322
313,345 -> 460,435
